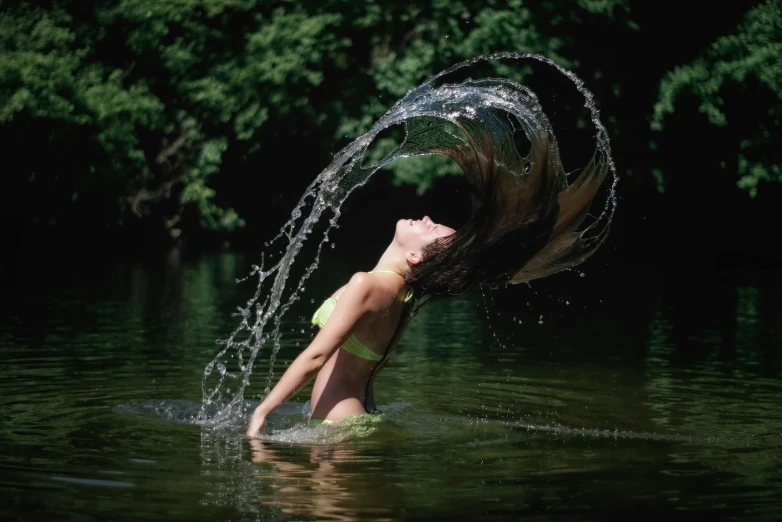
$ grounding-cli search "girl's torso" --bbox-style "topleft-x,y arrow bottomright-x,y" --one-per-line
309,272 -> 410,421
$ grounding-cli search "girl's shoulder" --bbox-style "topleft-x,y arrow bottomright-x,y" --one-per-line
346,272 -> 405,311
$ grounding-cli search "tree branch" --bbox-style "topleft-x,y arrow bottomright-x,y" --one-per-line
155,133 -> 190,165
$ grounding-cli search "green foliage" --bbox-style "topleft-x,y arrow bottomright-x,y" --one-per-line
0,0 -> 350,233
180,136 -> 245,230
652,1 -> 782,197
1,0 -> 639,234
2,0 -> 774,240
329,0 -> 633,192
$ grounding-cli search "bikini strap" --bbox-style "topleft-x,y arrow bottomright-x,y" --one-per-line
333,271 -> 413,302
368,271 -> 413,302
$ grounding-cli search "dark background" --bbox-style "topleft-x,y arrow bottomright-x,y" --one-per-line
1,0 -> 779,288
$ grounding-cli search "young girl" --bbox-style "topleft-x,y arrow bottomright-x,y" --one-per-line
247,216 -> 455,435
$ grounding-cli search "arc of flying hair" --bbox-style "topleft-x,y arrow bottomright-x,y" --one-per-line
200,53 -> 617,423
399,77 -> 612,292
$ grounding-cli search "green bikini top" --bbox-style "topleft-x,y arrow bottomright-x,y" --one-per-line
311,271 -> 414,362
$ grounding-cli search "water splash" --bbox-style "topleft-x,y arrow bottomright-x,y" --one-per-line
199,53 -> 618,426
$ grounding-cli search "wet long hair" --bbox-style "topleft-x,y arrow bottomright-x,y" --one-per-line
368,89 -> 612,410
405,114 -> 611,298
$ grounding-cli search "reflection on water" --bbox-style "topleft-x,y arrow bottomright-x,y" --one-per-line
248,440 -> 399,521
1,252 -> 781,521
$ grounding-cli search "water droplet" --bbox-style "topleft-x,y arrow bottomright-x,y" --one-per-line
217,363 -> 226,376
580,272 -> 586,278
331,243 -> 335,249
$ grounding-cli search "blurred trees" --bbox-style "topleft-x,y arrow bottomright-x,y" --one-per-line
652,1 -> 781,197
0,0 -> 778,246
1,0 -> 351,236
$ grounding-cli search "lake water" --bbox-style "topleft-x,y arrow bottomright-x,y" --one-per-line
1,251 -> 780,521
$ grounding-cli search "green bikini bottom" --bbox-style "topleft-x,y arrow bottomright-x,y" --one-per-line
308,413 -> 388,437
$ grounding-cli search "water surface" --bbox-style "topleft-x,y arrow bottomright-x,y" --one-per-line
1,252 -> 780,521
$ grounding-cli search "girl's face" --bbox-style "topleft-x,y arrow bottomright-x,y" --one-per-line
394,216 -> 455,264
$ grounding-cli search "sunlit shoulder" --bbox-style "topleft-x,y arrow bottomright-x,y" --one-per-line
345,271 -> 404,311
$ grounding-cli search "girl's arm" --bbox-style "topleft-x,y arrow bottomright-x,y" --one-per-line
247,273 -> 374,437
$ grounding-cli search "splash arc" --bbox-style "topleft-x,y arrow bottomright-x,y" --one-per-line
198,53 -> 618,426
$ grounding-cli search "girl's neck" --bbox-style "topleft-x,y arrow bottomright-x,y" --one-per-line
371,243 -> 408,277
